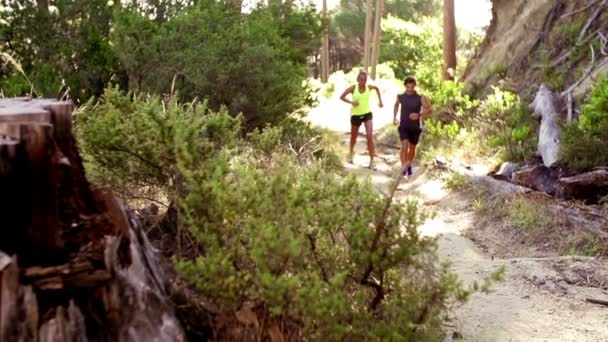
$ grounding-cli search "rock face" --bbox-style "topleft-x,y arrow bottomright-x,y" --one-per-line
462,0 -> 559,95
0,98 -> 185,342
463,0 -> 607,98
531,84 -> 561,167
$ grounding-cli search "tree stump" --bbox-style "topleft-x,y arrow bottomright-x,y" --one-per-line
0,98 -> 185,342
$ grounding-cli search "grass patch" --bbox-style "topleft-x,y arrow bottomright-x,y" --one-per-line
442,171 -> 471,191
567,232 -> 603,257
508,196 -> 551,232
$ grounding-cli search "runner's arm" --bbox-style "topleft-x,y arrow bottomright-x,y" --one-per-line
370,85 -> 384,107
393,95 -> 400,125
339,85 -> 356,105
421,96 -> 432,119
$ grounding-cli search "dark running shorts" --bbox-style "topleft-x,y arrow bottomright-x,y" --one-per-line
350,112 -> 373,126
399,125 -> 422,145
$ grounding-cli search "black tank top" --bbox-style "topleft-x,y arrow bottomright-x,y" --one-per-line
399,92 -> 422,128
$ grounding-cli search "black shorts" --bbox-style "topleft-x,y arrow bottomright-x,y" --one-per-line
399,125 -> 422,145
350,113 -> 373,126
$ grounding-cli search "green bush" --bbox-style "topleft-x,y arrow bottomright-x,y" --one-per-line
561,76 -> 608,171
75,86 -> 241,202
112,2 -> 317,131
0,63 -> 62,97
380,16 -> 443,86
478,87 -> 537,162
426,80 -> 479,123
77,88 -> 503,340
176,152 -> 473,340
247,117 -> 342,171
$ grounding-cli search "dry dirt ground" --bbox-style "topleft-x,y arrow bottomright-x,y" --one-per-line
308,101 -> 608,341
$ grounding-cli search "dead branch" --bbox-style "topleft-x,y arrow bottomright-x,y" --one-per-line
567,91 -> 573,122
561,0 -> 598,19
586,298 -> 608,307
577,0 -> 608,45
600,32 -> 608,55
561,43 -> 596,96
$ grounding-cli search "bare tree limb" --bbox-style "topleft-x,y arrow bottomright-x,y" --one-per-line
567,91 -> 573,122
577,0 -> 608,45
561,43 -> 596,96
561,0 -> 598,19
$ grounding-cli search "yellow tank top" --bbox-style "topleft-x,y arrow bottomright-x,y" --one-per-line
351,85 -> 372,116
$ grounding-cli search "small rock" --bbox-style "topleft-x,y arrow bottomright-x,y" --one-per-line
495,162 -> 516,180
452,331 -> 463,340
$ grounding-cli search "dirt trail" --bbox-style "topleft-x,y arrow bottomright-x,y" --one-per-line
309,106 -> 608,341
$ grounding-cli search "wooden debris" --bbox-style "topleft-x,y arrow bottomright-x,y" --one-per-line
0,98 -> 185,341
585,297 -> 608,307
559,168 -> 608,202
514,164 -> 559,195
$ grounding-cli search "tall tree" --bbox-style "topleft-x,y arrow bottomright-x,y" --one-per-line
321,0 -> 330,82
362,0 -> 373,70
442,0 -> 456,80
370,0 -> 384,79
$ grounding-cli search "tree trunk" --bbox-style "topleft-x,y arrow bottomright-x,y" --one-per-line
363,0 -> 373,70
443,0 -> 457,80
227,0 -> 243,10
531,84 -> 561,167
321,0 -> 330,82
0,98 -> 186,342
370,0 -> 384,80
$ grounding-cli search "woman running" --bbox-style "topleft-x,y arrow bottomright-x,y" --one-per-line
339,69 -> 384,169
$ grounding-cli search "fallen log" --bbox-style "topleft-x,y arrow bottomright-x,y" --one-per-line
559,168 -> 608,203
514,164 -> 559,195
586,297 -> 608,307
0,98 -> 186,342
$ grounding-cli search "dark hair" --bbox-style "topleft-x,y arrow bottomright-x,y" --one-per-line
404,77 -> 417,85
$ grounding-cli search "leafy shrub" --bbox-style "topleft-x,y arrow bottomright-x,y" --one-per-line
422,119 -> 460,152
112,2 -> 317,131
78,88 -> 501,340
248,117 -> 342,171
478,87 -> 537,162
380,16 -> 443,86
76,86 -> 241,202
426,80 -> 479,123
0,62 -> 61,97
0,71 -> 31,97
561,76 -> 608,170
176,152 -> 475,340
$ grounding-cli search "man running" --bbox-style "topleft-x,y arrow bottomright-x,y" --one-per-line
339,69 -> 384,169
393,77 -> 432,177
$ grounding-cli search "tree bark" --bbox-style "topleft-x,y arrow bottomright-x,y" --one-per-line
321,0 -> 330,82
0,98 -> 186,342
370,0 -> 384,80
443,0 -> 457,80
363,0 -> 373,70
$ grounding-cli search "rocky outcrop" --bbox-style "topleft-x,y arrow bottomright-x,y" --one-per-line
463,0 -> 608,99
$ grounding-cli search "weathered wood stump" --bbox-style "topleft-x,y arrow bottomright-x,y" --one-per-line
558,168 -> 608,203
514,164 -> 559,195
0,98 -> 185,342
